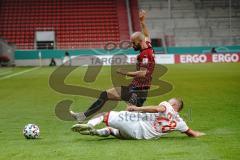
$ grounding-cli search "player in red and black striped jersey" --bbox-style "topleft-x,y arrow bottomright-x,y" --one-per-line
117,31 -> 155,107
70,10 -> 155,123
129,39 -> 155,88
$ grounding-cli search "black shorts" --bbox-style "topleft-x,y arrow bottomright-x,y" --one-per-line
121,86 -> 149,107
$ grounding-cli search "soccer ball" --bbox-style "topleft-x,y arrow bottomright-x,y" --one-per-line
23,124 -> 40,139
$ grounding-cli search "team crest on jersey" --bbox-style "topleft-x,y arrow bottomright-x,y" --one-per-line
142,58 -> 148,64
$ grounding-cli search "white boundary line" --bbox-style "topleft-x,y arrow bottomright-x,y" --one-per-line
0,67 -> 40,80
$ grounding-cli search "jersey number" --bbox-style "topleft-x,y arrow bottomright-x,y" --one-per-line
154,113 -> 177,133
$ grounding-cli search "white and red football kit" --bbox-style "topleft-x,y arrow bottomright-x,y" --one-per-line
105,101 -> 189,139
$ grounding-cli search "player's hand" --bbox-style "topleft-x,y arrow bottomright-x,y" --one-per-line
139,9 -> 146,22
127,105 -> 139,112
116,68 -> 127,75
195,131 -> 206,137
116,68 -> 124,75
185,129 -> 206,137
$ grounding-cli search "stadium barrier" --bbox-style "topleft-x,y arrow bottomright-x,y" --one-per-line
85,53 -> 239,65
14,46 -> 240,66
175,53 -> 240,63
14,53 -> 240,66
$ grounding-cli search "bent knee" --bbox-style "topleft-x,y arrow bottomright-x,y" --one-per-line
106,88 -> 121,100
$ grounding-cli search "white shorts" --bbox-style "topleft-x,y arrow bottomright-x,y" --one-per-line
105,111 -> 160,139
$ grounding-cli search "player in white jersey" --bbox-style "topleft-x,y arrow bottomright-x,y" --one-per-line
71,98 -> 205,139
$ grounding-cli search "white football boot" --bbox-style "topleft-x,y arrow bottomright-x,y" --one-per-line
69,111 -> 86,123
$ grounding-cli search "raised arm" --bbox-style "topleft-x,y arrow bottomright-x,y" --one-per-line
184,129 -> 206,137
139,10 -> 150,41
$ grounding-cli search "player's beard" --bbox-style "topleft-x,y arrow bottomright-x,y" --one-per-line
133,44 -> 141,51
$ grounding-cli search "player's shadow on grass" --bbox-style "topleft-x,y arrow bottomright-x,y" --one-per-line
73,136 -> 190,142
73,137 -> 118,142
158,136 -> 191,141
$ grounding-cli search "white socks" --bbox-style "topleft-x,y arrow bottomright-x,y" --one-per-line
87,115 -> 104,127
109,127 -> 120,137
96,127 -> 120,137
87,115 -> 120,138
96,128 -> 111,137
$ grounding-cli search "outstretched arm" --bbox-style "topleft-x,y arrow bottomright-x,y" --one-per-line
116,67 -> 147,78
184,129 -> 206,137
139,10 -> 150,41
127,105 -> 165,113
127,104 -> 205,138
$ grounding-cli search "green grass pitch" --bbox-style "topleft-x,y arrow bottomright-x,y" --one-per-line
0,63 -> 239,160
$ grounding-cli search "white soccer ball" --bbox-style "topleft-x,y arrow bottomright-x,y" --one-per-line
23,124 -> 40,139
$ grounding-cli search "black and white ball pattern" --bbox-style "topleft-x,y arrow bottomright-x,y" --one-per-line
23,124 -> 40,139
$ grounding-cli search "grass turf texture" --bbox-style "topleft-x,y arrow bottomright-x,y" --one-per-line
0,63 -> 239,160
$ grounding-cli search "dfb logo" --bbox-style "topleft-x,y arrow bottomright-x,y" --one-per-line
49,54 -> 173,121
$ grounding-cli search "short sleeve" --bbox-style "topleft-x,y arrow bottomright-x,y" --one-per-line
176,119 -> 189,133
159,101 -> 172,113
